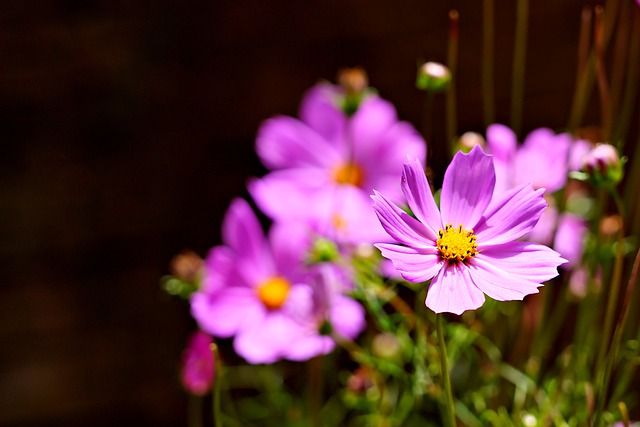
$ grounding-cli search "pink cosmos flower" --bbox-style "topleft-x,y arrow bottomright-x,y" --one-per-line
180,331 -> 215,396
190,198 -> 364,364
249,82 -> 426,245
372,146 -> 566,315
486,124 -> 588,268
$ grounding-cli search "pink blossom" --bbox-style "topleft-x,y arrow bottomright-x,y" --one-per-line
180,331 -> 215,396
372,146 -> 565,314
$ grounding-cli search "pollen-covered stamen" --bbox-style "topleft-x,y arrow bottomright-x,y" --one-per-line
436,223 -> 478,263
257,276 -> 291,310
333,162 -> 364,187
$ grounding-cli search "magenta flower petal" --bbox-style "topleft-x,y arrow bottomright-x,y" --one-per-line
468,255 -> 543,301
554,213 -> 587,269
440,145 -> 496,227
475,242 -> 566,283
401,157 -> 442,239
256,116 -> 341,170
191,287 -> 264,338
329,294 -> 367,340
527,204 -> 559,245
233,311 -> 306,364
486,124 -> 517,162
426,264 -> 486,314
513,128 -> 570,192
248,168 -> 330,221
375,243 -> 442,283
474,184 -> 547,246
349,97 -> 398,154
299,83 -> 346,143
371,190 -> 435,247
222,198 -> 274,284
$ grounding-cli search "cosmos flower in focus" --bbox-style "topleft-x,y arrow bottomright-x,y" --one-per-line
181,331 -> 215,396
249,82 -> 426,245
190,198 -> 364,364
372,146 -> 566,314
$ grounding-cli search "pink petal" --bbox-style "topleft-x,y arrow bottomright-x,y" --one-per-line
248,168 -> 329,222
401,157 -> 442,239
371,190 -> 435,247
222,199 -> 274,283
256,116 -> 341,170
474,184 -> 547,246
440,145 -> 496,228
356,122 -> 426,196
466,256 -> 543,301
553,213 -> 587,269
375,243 -> 442,283
329,294 -> 366,340
513,129 -> 570,192
190,287 -> 264,338
425,263 -> 485,314
349,96 -> 398,155
299,83 -> 347,143
486,124 -> 517,163
284,335 -> 334,361
475,242 -> 565,283
233,311 -> 306,364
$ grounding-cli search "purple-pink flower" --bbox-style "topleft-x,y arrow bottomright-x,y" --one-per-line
372,146 -> 566,315
181,331 -> 215,396
249,82 -> 426,245
190,198 -> 364,364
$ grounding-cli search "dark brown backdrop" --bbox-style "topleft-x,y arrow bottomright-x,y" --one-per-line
0,1 -> 596,425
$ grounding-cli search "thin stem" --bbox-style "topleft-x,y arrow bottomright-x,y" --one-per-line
609,0 -> 631,130
613,6 -> 640,150
211,343 -> 223,427
446,10 -> 459,150
593,191 -> 626,426
510,0 -> 529,137
482,0 -> 495,127
309,356 -> 323,427
436,314 -> 456,427
594,6 -> 612,141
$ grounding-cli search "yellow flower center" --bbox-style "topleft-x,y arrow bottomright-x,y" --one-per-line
333,162 -> 364,187
257,276 -> 291,310
436,223 -> 478,263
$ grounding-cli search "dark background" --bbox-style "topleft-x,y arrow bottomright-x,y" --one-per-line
0,1 -> 606,425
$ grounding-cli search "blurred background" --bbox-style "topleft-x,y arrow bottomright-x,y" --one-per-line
0,0 -> 605,425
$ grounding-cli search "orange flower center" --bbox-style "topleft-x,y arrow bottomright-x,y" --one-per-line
257,276 -> 291,310
333,162 -> 364,187
436,223 -> 478,263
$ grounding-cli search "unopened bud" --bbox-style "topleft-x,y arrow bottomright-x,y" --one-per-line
371,333 -> 402,360
337,67 -> 369,96
456,132 -> 485,153
181,331 -> 215,396
308,238 -> 340,264
581,143 -> 624,188
170,251 -> 203,283
416,62 -> 451,92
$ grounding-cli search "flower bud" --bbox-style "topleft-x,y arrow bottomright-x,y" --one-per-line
371,332 -> 401,360
416,62 -> 451,92
308,237 -> 340,264
180,331 -> 215,396
581,143 -> 624,188
337,67 -> 369,96
455,132 -> 486,154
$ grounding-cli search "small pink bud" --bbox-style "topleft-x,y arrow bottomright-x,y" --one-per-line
180,331 -> 215,396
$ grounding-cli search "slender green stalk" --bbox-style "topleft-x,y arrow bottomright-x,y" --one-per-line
594,6 -> 613,141
593,191 -> 626,427
436,314 -> 456,427
446,10 -> 459,149
211,343 -> 223,427
309,356 -> 323,427
609,0 -> 631,130
482,0 -> 495,127
510,0 -> 528,137
613,7 -> 640,149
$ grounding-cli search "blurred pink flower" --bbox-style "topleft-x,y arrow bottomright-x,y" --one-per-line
181,331 -> 215,396
372,146 -> 565,314
249,83 -> 426,245
190,198 -> 364,364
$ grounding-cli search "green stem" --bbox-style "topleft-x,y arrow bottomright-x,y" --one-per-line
436,314 -> 456,427
446,10 -> 459,150
594,6 -> 613,141
482,0 -> 495,127
510,0 -> 529,137
212,343 -> 223,427
593,191 -> 626,426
